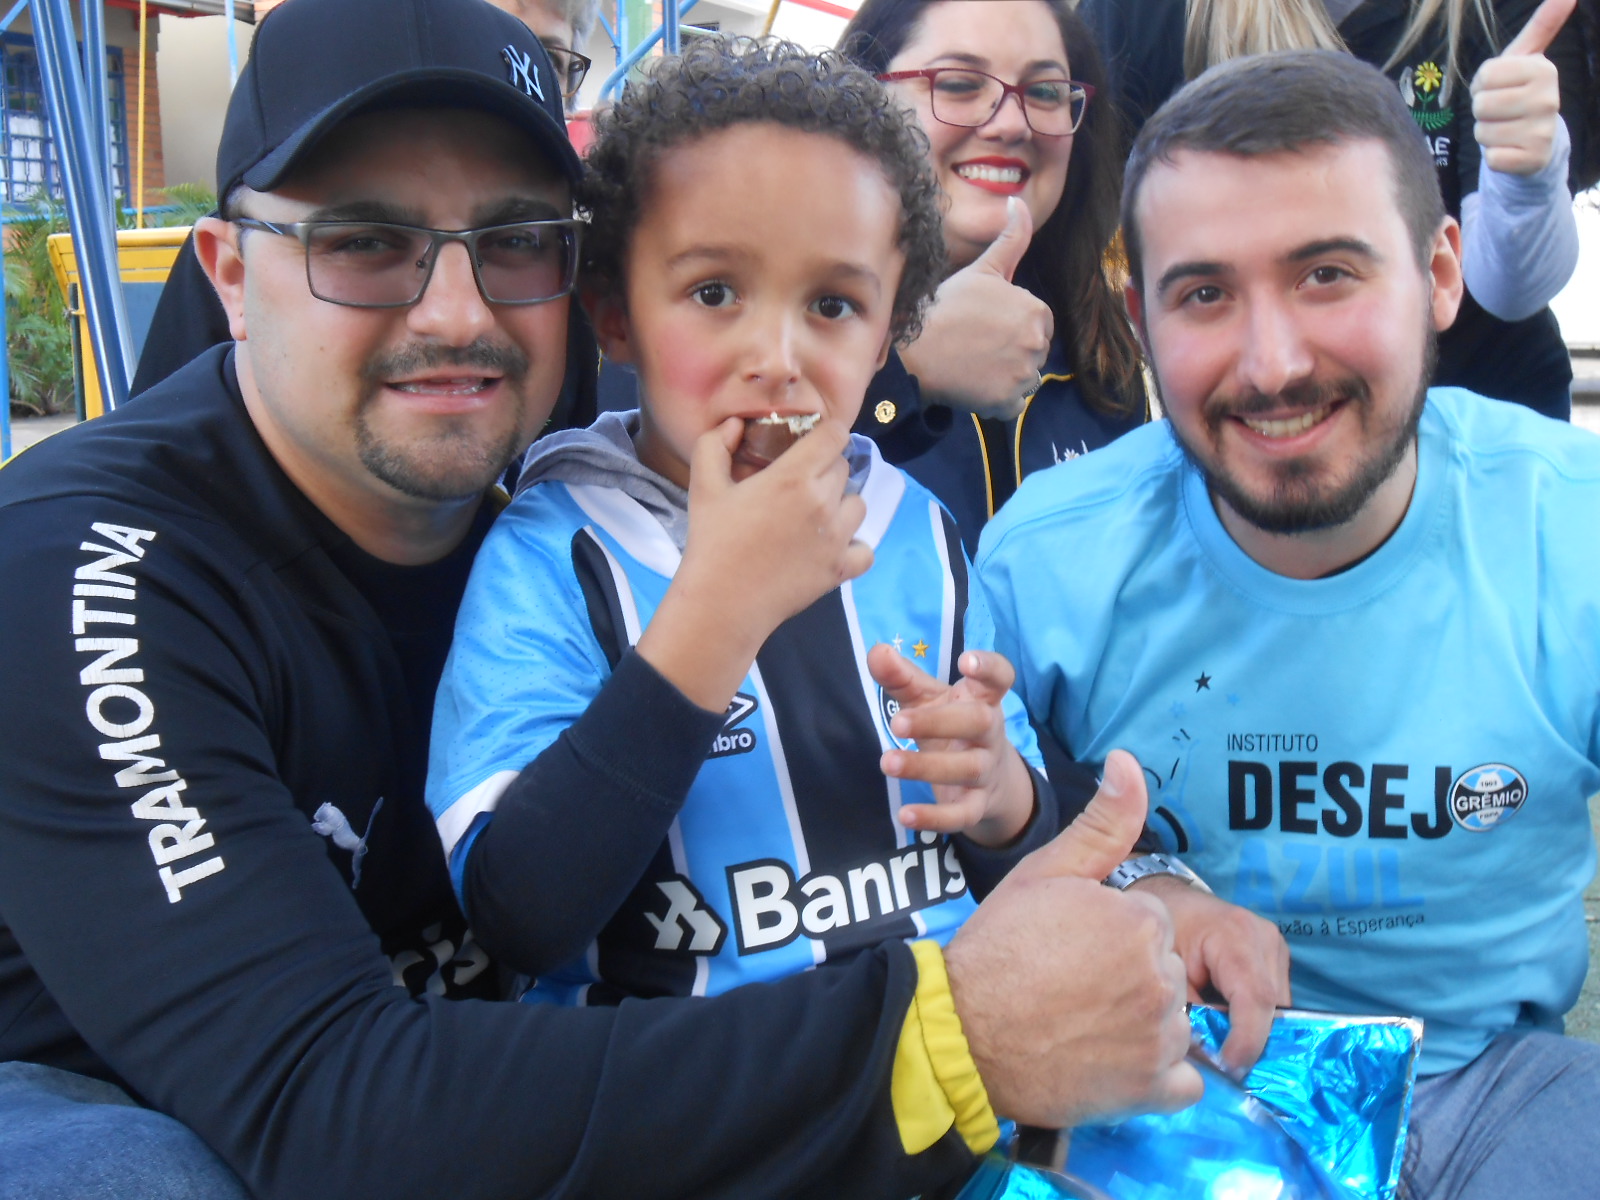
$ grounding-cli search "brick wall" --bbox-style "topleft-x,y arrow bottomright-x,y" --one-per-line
127,23 -> 166,207
97,4 -> 167,207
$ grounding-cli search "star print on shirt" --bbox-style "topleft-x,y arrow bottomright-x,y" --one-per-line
912,640 -> 929,658
1195,672 -> 1212,691
892,635 -> 904,653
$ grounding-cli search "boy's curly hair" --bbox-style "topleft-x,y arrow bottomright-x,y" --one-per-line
579,37 -> 946,344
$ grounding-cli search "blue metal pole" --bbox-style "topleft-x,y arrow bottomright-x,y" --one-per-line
0,0 -> 30,460
0,263 -> 8,459
81,0 -> 112,202
32,0 -> 134,411
225,0 -> 237,84
615,0 -> 627,70
600,0 -> 698,97
0,0 -> 26,37
662,0 -> 680,55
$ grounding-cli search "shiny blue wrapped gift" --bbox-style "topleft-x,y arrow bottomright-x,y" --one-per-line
953,1004 -> 1420,1200
1182,1006 -> 1422,1200
959,1006 -> 1421,1200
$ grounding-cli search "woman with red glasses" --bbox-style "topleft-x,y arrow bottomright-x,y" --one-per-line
842,0 -> 1147,555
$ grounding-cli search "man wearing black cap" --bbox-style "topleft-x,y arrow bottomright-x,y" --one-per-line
0,1 -> 1198,1196
128,0 -> 600,400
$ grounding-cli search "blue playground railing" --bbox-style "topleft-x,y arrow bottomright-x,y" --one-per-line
2,0 -> 138,464
600,0 -> 698,99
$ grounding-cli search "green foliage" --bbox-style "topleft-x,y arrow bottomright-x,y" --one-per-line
5,201 -> 73,417
5,184 -> 218,416
120,182 -> 218,229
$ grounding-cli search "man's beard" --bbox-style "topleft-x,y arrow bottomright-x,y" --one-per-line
1167,331 -> 1436,536
355,339 -> 532,502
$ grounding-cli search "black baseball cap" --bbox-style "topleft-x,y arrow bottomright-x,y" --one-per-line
217,0 -> 583,201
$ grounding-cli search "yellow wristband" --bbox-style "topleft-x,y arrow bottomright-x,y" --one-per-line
891,940 -> 1001,1157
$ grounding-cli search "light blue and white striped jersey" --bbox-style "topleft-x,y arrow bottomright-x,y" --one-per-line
430,437 -> 1041,1002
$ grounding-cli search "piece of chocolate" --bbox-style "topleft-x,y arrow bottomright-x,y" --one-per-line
739,412 -> 820,463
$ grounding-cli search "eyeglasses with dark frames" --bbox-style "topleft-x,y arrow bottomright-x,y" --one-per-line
876,68 -> 1093,136
232,217 -> 583,308
542,45 -> 592,100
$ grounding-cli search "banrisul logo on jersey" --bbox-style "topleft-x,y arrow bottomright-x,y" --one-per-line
727,833 -> 967,955
1449,763 -> 1528,832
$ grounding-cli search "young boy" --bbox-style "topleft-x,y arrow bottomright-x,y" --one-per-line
426,39 -> 1056,1003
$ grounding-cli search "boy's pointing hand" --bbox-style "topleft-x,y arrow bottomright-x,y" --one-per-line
871,644 -> 1036,847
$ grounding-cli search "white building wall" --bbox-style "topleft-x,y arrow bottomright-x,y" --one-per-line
157,13 -> 252,190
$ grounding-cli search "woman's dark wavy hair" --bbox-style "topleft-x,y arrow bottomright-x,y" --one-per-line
579,37 -> 946,345
839,0 -> 1143,415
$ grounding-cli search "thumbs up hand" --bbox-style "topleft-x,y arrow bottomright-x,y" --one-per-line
1471,0 -> 1576,176
971,192 -> 1035,283
942,751 -> 1204,1127
899,198 -> 1055,421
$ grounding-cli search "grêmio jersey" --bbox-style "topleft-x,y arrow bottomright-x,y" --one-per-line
429,440 -> 1043,1002
975,389 -> 1600,1074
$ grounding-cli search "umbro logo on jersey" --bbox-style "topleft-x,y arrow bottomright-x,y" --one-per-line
709,691 -> 759,758
643,876 -> 727,954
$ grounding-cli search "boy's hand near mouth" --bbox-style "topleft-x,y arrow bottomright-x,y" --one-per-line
636,414 -> 873,714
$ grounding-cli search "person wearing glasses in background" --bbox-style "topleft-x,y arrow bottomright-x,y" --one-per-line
489,0 -> 597,107
127,0 -> 601,402
841,0 -> 1148,559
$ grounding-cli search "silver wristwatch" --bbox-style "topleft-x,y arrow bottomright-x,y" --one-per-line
1103,852 -> 1213,894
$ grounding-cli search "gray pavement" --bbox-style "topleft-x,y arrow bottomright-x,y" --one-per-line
3,413 -> 76,461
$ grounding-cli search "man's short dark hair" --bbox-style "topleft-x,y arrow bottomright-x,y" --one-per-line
579,37 -> 945,344
1122,50 -> 1446,288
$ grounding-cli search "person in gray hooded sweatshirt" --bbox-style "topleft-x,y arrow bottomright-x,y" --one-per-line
424,38 -> 1067,1014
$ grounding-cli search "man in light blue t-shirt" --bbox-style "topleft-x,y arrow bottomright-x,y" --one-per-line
977,49 -> 1600,1200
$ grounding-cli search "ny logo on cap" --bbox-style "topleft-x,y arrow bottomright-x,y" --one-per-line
502,45 -> 545,101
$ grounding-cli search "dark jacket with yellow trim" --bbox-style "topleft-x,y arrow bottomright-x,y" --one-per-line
869,336 -> 1145,558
